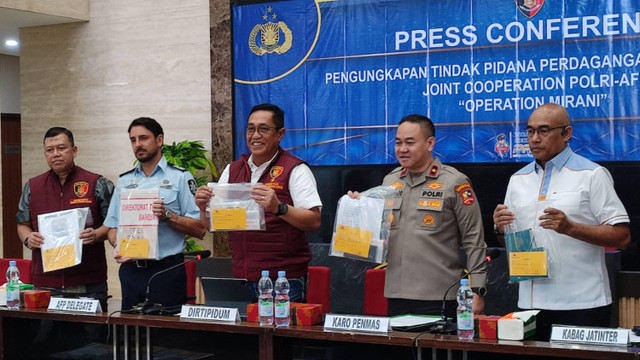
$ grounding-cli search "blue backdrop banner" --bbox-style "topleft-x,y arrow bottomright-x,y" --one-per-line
233,0 -> 640,165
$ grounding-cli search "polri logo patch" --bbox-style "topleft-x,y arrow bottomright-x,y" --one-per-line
455,183 -> 475,206
269,166 -> 284,181
74,182 -> 89,197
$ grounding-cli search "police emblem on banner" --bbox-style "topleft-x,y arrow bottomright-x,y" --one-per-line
74,182 -> 89,197
249,7 -> 292,56
515,0 -> 545,18
494,133 -> 510,158
234,1 -> 320,84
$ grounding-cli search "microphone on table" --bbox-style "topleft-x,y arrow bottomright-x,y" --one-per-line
133,250 -> 211,315
429,248 -> 501,334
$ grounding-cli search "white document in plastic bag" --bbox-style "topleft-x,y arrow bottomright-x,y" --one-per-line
330,186 -> 394,263
38,207 -> 88,272
206,182 -> 266,231
117,188 -> 159,259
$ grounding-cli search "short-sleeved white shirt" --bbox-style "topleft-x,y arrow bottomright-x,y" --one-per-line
218,152 -> 322,210
504,146 -> 629,310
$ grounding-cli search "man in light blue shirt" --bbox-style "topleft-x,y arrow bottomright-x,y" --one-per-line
493,103 -> 630,340
105,117 -> 206,311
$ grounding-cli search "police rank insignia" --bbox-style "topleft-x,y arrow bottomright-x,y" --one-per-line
249,7 -> 292,56
455,182 -> 475,206
390,181 -> 403,189
425,182 -> 443,189
418,199 -> 442,210
515,0 -> 545,18
74,182 -> 89,197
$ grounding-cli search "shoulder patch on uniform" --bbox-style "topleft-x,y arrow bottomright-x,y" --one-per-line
188,179 -> 197,195
455,182 -> 475,206
168,163 -> 187,171
119,168 -> 135,177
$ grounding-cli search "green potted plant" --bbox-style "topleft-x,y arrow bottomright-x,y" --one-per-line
162,140 -> 217,187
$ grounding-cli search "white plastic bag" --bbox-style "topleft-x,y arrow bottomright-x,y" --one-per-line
330,186 -> 394,263
117,188 -> 159,259
504,200 -> 559,283
38,207 -> 88,272
206,182 -> 266,231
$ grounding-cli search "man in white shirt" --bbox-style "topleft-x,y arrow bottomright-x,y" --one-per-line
493,103 -> 630,340
195,104 -> 322,302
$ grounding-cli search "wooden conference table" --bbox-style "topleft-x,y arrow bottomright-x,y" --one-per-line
0,300 -> 638,360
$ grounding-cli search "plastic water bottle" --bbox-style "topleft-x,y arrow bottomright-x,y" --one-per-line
456,278 -> 474,340
258,270 -> 274,326
274,271 -> 290,327
6,261 -> 20,310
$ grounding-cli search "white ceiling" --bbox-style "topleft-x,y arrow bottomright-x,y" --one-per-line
0,7 -> 86,57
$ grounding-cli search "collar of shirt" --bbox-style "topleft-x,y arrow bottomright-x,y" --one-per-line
133,156 -> 168,178
48,164 -> 77,185
534,146 -> 573,174
247,151 -> 279,183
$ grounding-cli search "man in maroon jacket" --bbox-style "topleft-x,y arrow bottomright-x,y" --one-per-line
195,104 -> 322,302
17,127 -> 114,308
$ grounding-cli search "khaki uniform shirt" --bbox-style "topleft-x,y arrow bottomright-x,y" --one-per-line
383,158 -> 487,301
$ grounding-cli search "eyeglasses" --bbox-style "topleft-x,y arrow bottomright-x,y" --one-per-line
245,126 -> 278,135
525,126 -> 566,137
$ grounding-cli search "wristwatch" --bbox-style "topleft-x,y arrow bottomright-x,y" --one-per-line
275,203 -> 288,216
164,210 -> 173,221
23,237 -> 29,249
493,223 -> 503,235
472,287 -> 487,296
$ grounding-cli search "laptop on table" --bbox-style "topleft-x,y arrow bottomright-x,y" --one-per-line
200,277 -> 253,319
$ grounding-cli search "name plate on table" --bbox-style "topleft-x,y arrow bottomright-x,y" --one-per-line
551,325 -> 628,346
180,305 -> 240,322
324,313 -> 390,334
48,297 -> 102,313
